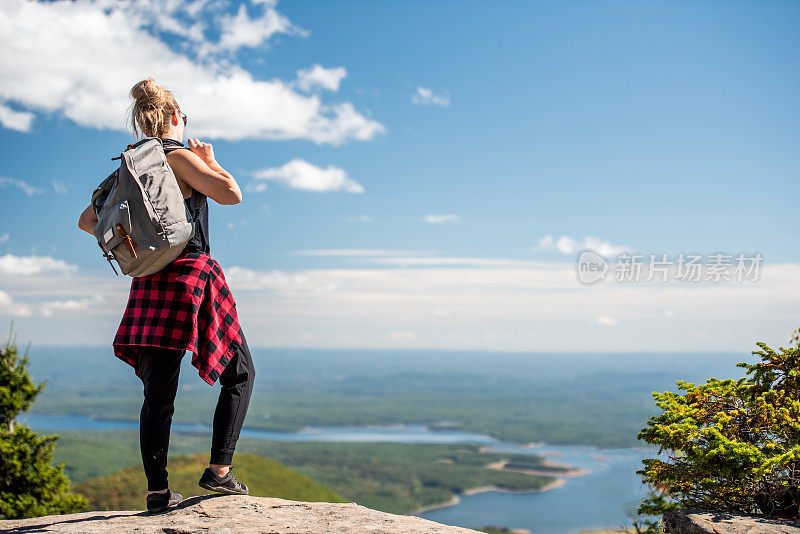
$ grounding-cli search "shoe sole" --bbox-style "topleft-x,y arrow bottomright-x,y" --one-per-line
147,499 -> 181,514
198,480 -> 249,495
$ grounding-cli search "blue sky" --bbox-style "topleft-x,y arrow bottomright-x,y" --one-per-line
1,0 -> 798,351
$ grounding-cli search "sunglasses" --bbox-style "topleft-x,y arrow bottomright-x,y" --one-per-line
178,110 -> 187,127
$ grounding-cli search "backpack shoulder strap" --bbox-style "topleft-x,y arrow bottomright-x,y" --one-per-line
163,146 -> 190,155
111,137 -> 156,161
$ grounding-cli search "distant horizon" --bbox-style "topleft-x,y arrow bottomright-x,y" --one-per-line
24,343 -> 751,355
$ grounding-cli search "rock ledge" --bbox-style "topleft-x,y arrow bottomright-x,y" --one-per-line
0,494 -> 479,533
664,508 -> 800,534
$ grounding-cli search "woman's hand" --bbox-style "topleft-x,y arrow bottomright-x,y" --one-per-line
187,138 -> 216,166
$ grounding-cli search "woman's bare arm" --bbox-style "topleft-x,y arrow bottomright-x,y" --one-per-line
78,204 -> 98,235
167,138 -> 242,205
80,140 -> 238,236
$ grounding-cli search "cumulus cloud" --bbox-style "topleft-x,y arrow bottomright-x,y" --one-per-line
0,254 -> 77,276
0,289 -> 32,317
0,101 -> 35,132
295,64 -> 347,92
411,86 -> 450,107
0,233 -> 9,244
209,2 -> 308,55
534,234 -> 631,257
424,214 -> 459,224
252,159 -> 365,193
0,0 -> 385,144
0,176 -> 43,196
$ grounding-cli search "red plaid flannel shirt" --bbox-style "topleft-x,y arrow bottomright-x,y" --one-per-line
113,251 -> 243,385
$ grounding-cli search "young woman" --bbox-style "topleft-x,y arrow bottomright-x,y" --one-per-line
77,78 -> 256,514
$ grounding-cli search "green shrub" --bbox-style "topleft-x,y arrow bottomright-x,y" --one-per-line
637,331 -> 800,519
0,326 -> 88,519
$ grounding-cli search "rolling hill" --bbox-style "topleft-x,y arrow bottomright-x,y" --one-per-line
74,453 -> 347,511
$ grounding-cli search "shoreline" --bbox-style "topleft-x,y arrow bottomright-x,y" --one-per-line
414,451 -> 594,516
413,475 -> 571,516
485,458 -> 592,478
413,495 -> 462,514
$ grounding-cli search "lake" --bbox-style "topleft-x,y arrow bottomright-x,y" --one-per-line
24,414 -> 661,533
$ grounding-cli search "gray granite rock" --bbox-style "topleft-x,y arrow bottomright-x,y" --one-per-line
664,508 -> 800,534
0,494 -> 480,533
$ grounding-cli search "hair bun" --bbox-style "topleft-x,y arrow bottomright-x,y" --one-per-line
130,78 -> 167,109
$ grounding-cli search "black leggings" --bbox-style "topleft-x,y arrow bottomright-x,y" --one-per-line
137,333 -> 255,491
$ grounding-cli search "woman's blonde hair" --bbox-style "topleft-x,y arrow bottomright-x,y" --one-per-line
128,78 -> 180,139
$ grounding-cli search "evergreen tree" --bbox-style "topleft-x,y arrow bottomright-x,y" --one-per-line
0,326 -> 87,519
637,329 -> 800,521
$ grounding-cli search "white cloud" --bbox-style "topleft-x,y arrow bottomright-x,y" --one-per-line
424,214 -> 459,224
0,101 -> 35,132
411,86 -> 450,107
0,254 -> 77,276
252,159 -> 364,193
0,176 -> 43,196
292,249 -> 428,257
246,182 -> 269,193
595,315 -> 619,326
40,295 -> 104,318
390,331 -> 416,340
212,259 -> 800,351
295,64 -> 347,92
343,215 -> 373,223
0,290 -> 32,317
52,180 -> 67,194
210,2 -> 308,55
0,233 -> 9,244
360,256 -> 542,267
536,235 -> 554,251
534,234 -> 631,257
3,253 -> 800,351
0,287 -> 104,318
226,266 -> 339,294
0,0 -> 385,145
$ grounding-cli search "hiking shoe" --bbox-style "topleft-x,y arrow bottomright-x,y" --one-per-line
146,489 -> 183,514
198,466 -> 249,495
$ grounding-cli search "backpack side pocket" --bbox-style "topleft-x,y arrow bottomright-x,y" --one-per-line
95,200 -> 132,255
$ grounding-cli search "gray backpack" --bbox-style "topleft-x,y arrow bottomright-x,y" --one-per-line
92,137 -> 194,277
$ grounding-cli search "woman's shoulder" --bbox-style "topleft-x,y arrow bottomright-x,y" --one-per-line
165,149 -> 195,199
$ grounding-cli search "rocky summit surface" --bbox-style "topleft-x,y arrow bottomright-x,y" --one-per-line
664,508 -> 800,534
0,494 -> 481,533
